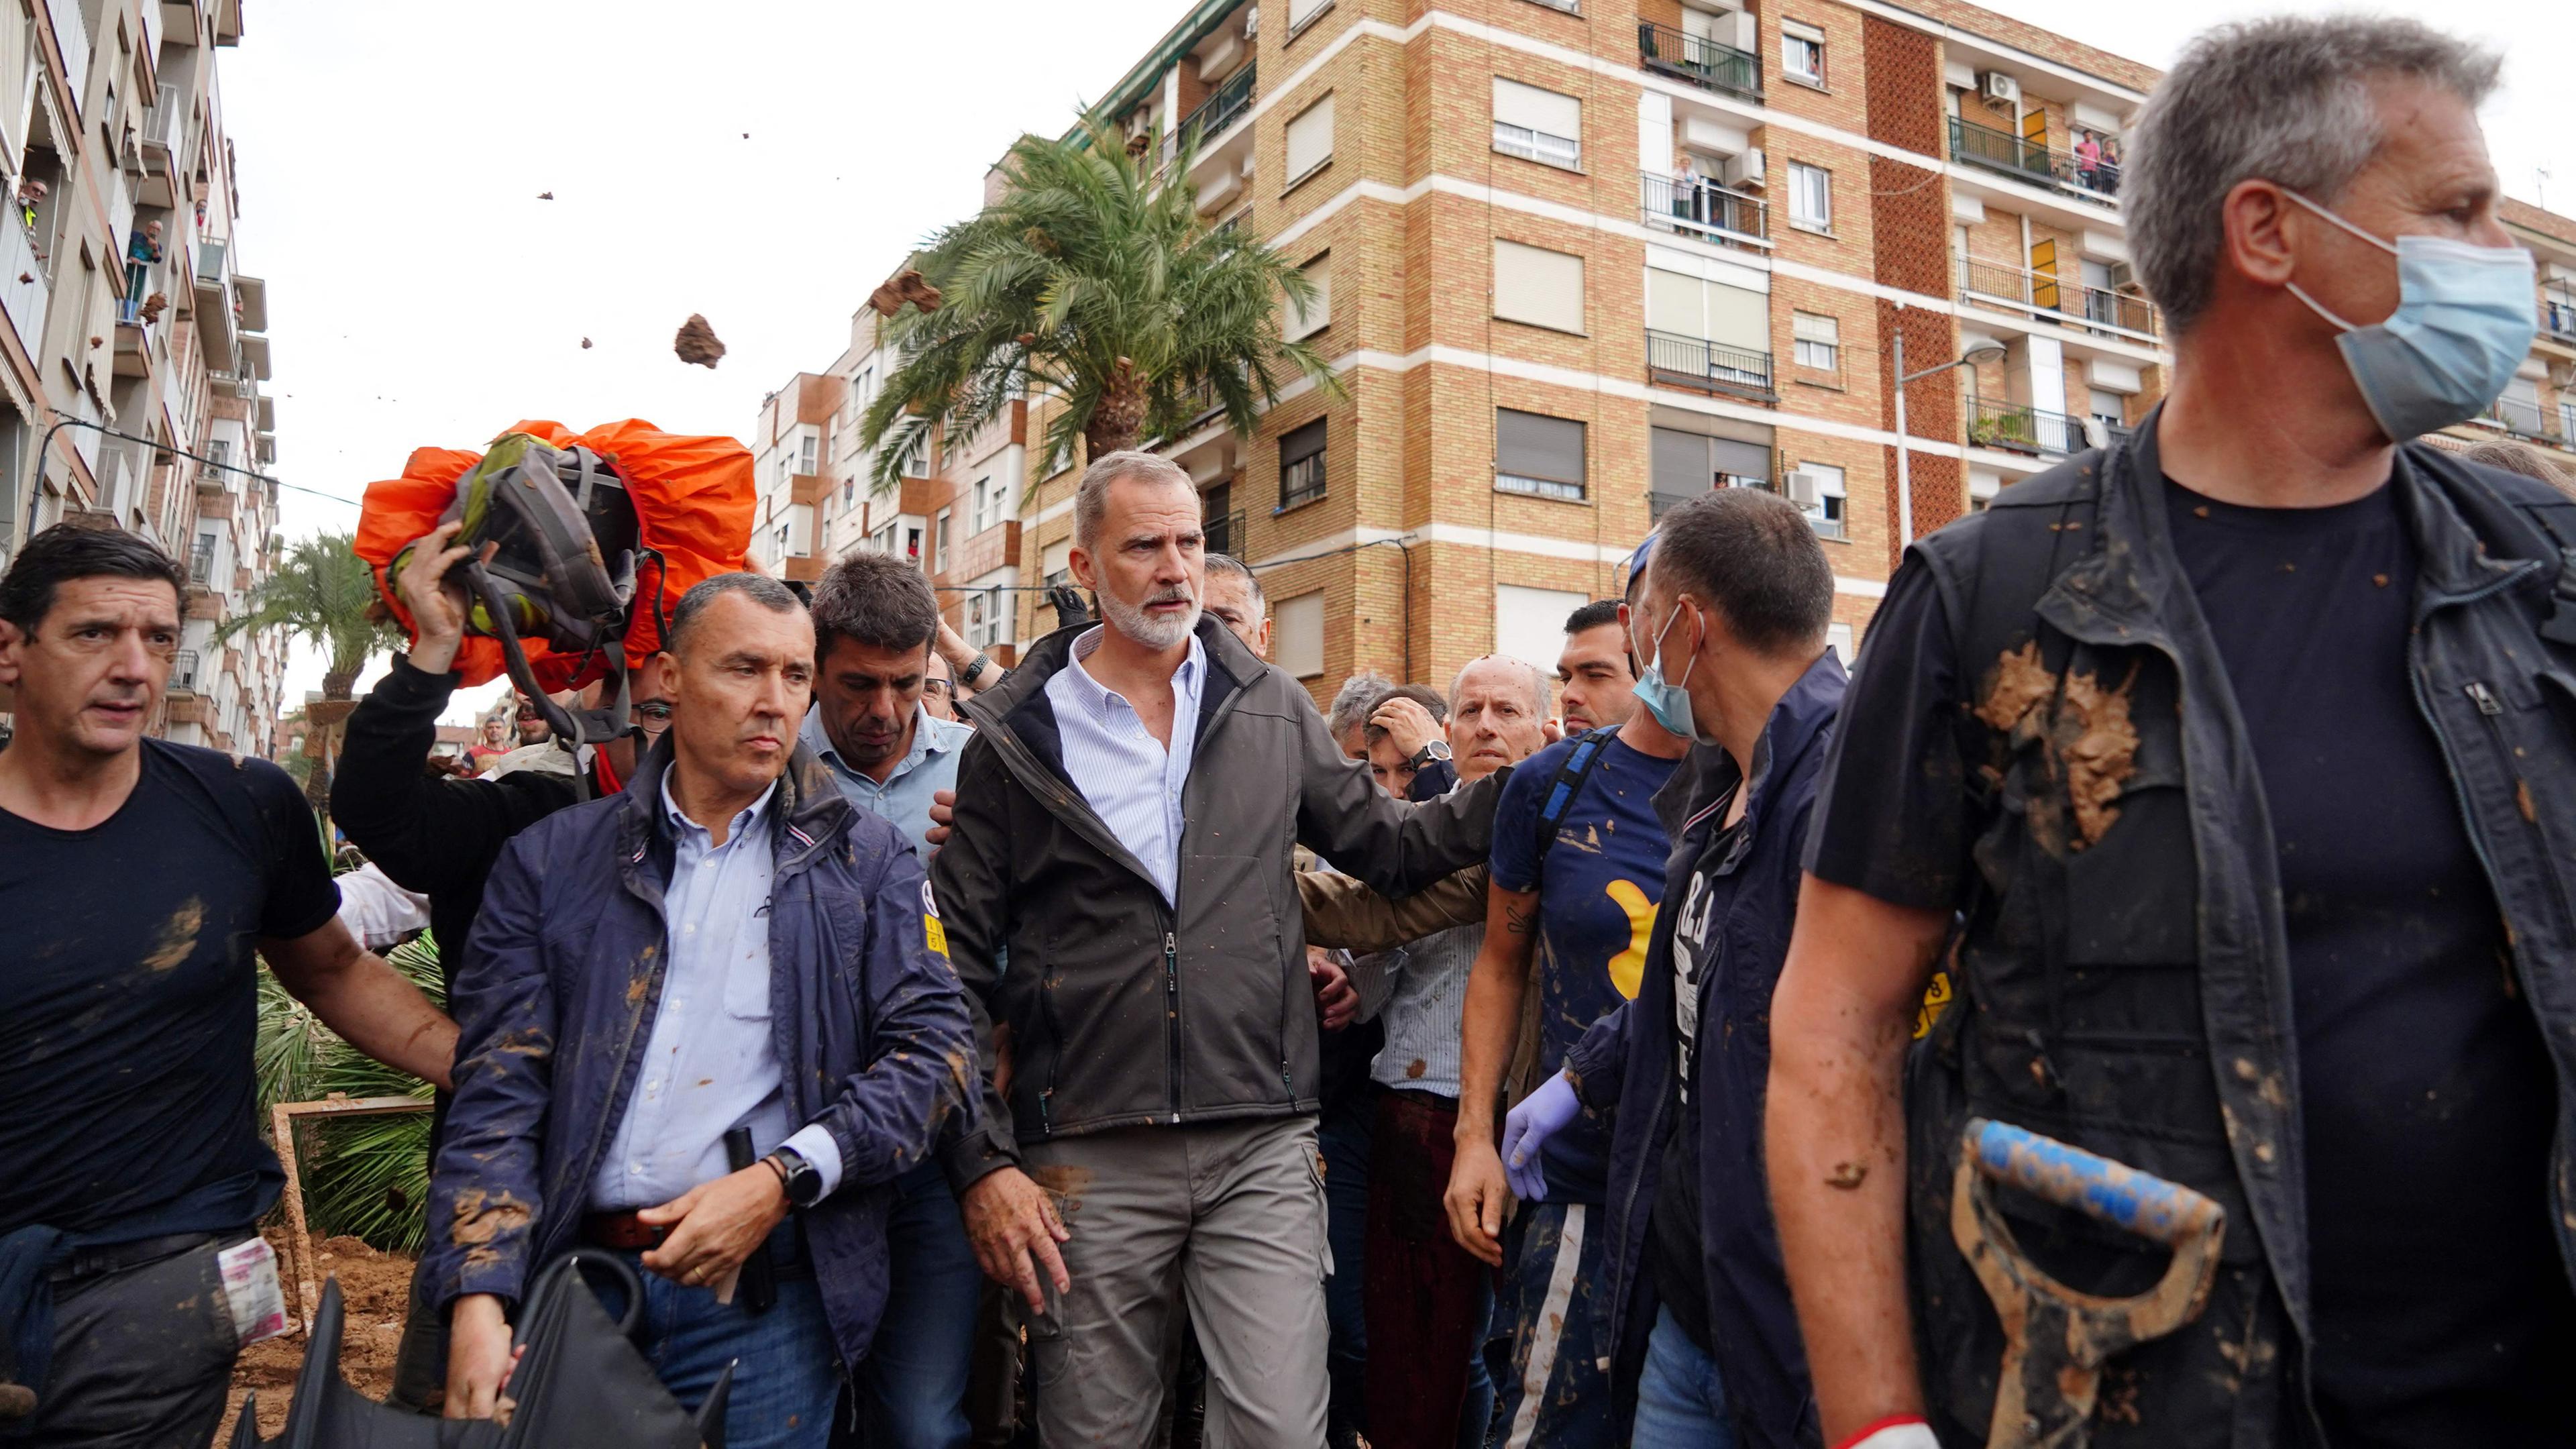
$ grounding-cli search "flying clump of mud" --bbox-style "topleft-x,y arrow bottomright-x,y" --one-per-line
673,314 -> 727,368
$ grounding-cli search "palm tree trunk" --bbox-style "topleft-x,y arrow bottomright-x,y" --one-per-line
1085,360 -> 1149,459
306,671 -> 360,812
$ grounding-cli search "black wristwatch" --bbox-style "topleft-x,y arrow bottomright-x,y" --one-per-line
764,1146 -> 826,1210
959,653 -> 995,688
1408,740 -> 1452,769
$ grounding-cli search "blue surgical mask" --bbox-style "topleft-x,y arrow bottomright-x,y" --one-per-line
2282,191 -> 2537,441
1631,602 -> 1701,740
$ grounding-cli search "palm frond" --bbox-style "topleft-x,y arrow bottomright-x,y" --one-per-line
256,930 -> 445,1252
217,532 -> 402,689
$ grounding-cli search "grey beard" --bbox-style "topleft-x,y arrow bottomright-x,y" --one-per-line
1099,588 -> 1201,651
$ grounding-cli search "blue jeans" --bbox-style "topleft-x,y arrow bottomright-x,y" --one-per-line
603,1244 -> 841,1449
1319,1099 -> 1373,1438
859,1161 -> 983,1448
1630,1306 -> 1735,1449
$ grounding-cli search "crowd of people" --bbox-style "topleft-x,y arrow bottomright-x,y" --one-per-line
9,13 -> 2576,1449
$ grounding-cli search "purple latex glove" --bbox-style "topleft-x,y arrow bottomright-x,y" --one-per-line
1500,1073 -> 1581,1202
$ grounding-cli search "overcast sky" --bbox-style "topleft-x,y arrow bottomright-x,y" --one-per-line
229,0 -> 2576,723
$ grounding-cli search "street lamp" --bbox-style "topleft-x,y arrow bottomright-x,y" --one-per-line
1892,329 -> 2008,549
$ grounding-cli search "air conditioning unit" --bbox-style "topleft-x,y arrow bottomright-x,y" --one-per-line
1242,5 -> 1258,36
1723,148 -> 1766,190
1784,470 -> 1824,508
1979,72 -> 2022,108
2105,259 -> 2136,292
1124,109 -> 1153,140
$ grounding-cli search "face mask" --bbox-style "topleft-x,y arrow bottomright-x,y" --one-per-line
2282,191 -> 2537,441
1631,601 -> 1701,740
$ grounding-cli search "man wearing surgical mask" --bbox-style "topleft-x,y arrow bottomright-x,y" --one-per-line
1770,17 -> 2576,1449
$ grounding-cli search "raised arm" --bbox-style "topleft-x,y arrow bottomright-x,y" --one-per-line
1764,874 -> 1951,1445
1293,698 -> 1501,897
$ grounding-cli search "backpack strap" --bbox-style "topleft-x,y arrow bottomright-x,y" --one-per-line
1529,726 -> 1621,879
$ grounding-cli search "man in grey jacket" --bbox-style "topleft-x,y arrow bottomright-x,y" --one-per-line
931,451 -> 1502,1448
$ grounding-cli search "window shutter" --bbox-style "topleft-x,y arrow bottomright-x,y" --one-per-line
1276,592 -> 1326,678
1285,95 -> 1336,181
1493,78 -> 1580,138
1652,427 -> 1713,494
1709,436 -> 1772,479
1494,239 -> 1585,333
1281,417 -> 1328,466
1703,280 -> 1767,352
1289,253 -> 1332,339
1793,313 -> 1839,344
1497,410 -> 1586,486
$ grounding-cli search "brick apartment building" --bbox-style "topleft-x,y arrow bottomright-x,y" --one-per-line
754,0 -> 2576,703
0,0 -> 288,757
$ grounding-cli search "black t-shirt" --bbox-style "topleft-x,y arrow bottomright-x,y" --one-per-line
0,741 -> 339,1237
1647,804 -> 1748,1354
1808,476 -> 2575,1442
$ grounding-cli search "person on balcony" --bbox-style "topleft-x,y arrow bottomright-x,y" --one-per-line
121,221 -> 162,321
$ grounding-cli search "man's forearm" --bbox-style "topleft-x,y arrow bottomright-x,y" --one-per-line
1454,936 -> 1531,1142
277,941 -> 459,1089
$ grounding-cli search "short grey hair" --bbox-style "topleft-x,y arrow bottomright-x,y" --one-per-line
1203,553 -> 1265,619
2127,16 -> 2501,334
1451,654 -> 1552,718
1329,669 -> 1395,738
666,572 -> 804,655
1073,449 -> 1196,549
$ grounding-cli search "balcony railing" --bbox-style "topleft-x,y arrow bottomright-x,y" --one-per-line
1955,254 -> 2160,340
1637,21 -> 1761,101
1967,397 -> 2080,457
1164,63 -> 1256,167
1640,171 -> 1768,248
2544,298 -> 2576,346
1646,328 -> 1774,398
2485,396 -> 2563,445
187,535 -> 216,584
1948,115 -> 2122,201
2,216 -> 50,366
168,649 -> 200,692
1203,508 -> 1248,559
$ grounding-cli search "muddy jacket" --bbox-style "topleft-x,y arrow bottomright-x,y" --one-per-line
1562,655 -> 1843,1449
1901,419 -> 2576,1445
421,740 -> 972,1370
932,616 -> 1501,1186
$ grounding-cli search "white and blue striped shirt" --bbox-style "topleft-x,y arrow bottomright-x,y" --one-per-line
1044,627 -> 1205,904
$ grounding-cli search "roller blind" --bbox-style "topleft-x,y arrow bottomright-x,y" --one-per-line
1497,409 -> 1586,486
1495,240 -> 1585,333
1493,78 -> 1580,138
1281,417 -> 1328,465
1285,95 -> 1336,180
1277,592 -> 1326,678
1288,253 -> 1332,339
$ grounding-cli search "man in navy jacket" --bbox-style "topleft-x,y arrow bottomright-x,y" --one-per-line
424,574 -> 973,1448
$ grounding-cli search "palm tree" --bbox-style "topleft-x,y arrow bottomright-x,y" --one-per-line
860,115 -> 1342,491
217,531 -> 401,806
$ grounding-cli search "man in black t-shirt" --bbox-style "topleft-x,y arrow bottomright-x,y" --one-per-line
0,525 -> 455,1446
1766,19 -> 2576,1449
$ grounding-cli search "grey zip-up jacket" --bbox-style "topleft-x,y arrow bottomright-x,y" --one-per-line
932,616 -> 1503,1187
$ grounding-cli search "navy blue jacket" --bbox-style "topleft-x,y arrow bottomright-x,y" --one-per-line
422,741 -> 973,1370
1562,653 -> 1843,1449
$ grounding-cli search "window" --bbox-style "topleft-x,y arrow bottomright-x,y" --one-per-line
1647,266 -> 1769,353
1495,584 -> 1588,674
1287,0 -> 1333,35
1650,427 -> 1772,517
971,475 -> 1000,535
798,433 -> 817,473
1782,21 -> 1825,85
1276,591 -> 1326,678
1493,239 -> 1585,333
906,526 -> 923,565
933,509 -> 951,572
1495,409 -> 1587,502
1493,78 -> 1581,170
1792,312 -> 1839,372
1787,162 -> 1831,232
1786,461 -> 1846,538
1287,252 -> 1332,340
1285,95 -> 1335,187
2088,387 -> 2127,435
966,588 -> 1014,649
1279,417 -> 1328,509
1042,539 -> 1073,592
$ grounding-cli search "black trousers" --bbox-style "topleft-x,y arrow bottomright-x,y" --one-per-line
18,1234 -> 246,1448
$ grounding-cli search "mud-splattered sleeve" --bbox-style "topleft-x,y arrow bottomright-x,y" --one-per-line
1801,557 -> 1975,913
1560,999 -> 1633,1112
810,842 -> 977,1191
931,736 -> 1024,1192
423,834 -> 558,1309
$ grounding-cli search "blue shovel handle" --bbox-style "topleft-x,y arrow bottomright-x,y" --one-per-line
1966,1118 -> 2224,1249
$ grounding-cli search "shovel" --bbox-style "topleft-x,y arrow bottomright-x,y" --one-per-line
1949,1118 -> 2226,1449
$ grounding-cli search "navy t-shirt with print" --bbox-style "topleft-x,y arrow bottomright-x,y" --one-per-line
1490,733 -> 1681,1203
0,740 -> 340,1237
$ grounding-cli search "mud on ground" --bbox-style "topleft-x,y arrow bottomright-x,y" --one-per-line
221,1233 -> 417,1441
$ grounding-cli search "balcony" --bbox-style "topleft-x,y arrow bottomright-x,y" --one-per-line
1967,396 -> 2080,457
168,648 -> 201,693
2483,395 -> 2565,446
1203,508 -> 1248,559
1164,62 -> 1256,169
213,0 -> 240,46
1955,254 -> 2160,343
140,87 -> 184,209
1,217 -> 50,365
1637,21 -> 1761,101
194,239 -> 233,356
161,1 -> 201,47
187,533 -> 216,584
1948,115 -> 2121,203
1640,170 -> 1768,250
113,318 -> 152,378
45,0 -> 89,119
2544,298 -> 2576,347
235,274 -> 268,333
1645,328 -> 1776,401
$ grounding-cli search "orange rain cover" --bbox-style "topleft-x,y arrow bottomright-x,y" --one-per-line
352,418 -> 757,690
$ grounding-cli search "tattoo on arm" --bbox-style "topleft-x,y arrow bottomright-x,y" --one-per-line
1504,902 -> 1537,936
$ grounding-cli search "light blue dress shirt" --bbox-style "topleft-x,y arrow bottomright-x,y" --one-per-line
1043,627 -> 1205,904
590,775 -> 843,1209
798,702 -> 972,855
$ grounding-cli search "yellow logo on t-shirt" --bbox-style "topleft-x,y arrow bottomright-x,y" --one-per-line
925,916 -> 949,957
1605,879 -> 1657,1000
